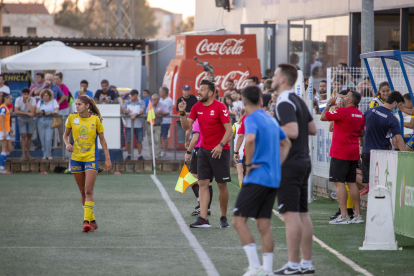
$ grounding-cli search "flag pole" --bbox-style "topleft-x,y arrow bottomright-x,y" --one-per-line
151,119 -> 156,176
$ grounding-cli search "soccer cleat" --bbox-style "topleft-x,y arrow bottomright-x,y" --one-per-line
220,216 -> 230,228
243,266 -> 268,276
274,264 -> 302,275
82,221 -> 92,233
190,217 -> 211,228
0,169 -> 11,174
329,215 -> 352,225
301,265 -> 315,275
360,184 -> 369,196
90,220 -> 98,230
330,209 -> 341,220
330,192 -> 338,200
351,215 -> 364,224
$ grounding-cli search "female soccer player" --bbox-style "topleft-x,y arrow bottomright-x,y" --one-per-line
0,93 -> 13,174
63,95 -> 112,233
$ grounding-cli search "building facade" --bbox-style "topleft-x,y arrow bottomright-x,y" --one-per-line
195,0 -> 414,77
152,7 -> 183,39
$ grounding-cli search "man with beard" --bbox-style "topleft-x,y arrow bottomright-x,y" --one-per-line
321,90 -> 365,225
271,64 -> 317,275
179,79 -> 233,228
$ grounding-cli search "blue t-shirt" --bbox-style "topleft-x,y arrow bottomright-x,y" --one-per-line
37,83 -> 63,100
144,96 -> 150,109
74,90 -> 94,99
243,109 -> 287,188
362,106 -> 401,153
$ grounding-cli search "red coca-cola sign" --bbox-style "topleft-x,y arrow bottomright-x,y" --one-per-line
195,68 -> 251,91
175,34 -> 257,60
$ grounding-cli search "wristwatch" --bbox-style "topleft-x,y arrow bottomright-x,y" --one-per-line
326,103 -> 332,106
219,142 -> 225,147
186,151 -> 191,154
234,151 -> 239,154
179,111 -> 186,116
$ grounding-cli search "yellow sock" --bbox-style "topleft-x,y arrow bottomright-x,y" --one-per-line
239,181 -> 242,188
84,201 -> 94,222
91,211 -> 95,222
346,185 -> 353,209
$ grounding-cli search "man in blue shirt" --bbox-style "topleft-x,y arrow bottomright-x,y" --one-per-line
142,89 -> 151,110
74,80 -> 94,99
33,73 -> 65,106
232,85 -> 291,275
362,91 -> 406,191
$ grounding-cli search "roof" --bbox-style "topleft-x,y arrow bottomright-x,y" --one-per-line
3,3 -> 49,15
151,7 -> 178,15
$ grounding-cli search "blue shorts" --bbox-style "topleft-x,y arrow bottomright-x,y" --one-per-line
160,124 -> 170,138
406,136 -> 414,151
17,120 -> 36,135
235,159 -> 243,166
125,127 -> 144,143
70,160 -> 99,173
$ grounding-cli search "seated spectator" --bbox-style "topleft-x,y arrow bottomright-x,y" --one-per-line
94,79 -> 118,104
369,81 -> 391,109
146,94 -> 169,160
14,88 -> 36,160
123,89 -> 145,160
74,80 -> 94,99
36,89 -> 59,160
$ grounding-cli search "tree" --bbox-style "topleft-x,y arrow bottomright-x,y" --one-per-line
173,16 -> 194,34
54,0 -> 93,32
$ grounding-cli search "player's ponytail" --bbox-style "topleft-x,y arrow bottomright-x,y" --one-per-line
78,95 -> 103,121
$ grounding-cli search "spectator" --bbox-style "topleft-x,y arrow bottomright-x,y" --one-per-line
289,53 -> 300,70
14,88 -> 36,160
369,81 -> 391,109
318,80 -> 327,100
232,108 -> 246,187
230,89 -> 244,121
357,76 -> 372,91
109,85 -> 123,106
263,79 -> 273,94
32,74 -> 66,106
262,93 -> 272,111
261,76 -> 269,84
223,94 -> 233,112
265,68 -> 273,79
146,94 -> 169,159
312,66 -> 323,79
246,76 -> 260,86
142,89 -> 151,110
310,52 -> 322,76
226,80 -> 235,91
123,89 -> 145,160
74,80 -> 94,99
321,91 -> 365,224
159,87 -> 173,158
0,93 -> 13,174
313,100 -> 321,115
54,72 -> 70,147
94,79 -> 118,104
0,74 -> 10,95
361,91 -> 406,195
30,73 -> 44,97
331,75 -> 344,98
36,89 -> 59,160
176,85 -> 198,115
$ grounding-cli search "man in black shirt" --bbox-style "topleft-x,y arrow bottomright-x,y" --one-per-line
272,64 -> 317,275
176,85 -> 198,115
94,79 -> 118,104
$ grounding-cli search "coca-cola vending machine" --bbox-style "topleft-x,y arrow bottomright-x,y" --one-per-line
162,34 -> 261,147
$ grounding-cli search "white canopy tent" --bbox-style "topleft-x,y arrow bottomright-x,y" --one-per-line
1,40 -> 108,71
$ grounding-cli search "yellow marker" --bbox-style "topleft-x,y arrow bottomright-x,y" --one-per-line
175,164 -> 198,194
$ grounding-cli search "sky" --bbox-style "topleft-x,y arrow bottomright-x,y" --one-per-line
18,0 -> 195,20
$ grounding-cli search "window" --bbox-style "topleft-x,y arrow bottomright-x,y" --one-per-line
27,27 -> 37,37
3,26 -> 10,36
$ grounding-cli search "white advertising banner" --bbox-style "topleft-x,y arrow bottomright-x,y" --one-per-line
369,150 -> 399,215
312,115 -> 332,179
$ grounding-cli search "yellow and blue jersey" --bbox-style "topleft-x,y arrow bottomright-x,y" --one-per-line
65,113 -> 104,162
369,95 -> 385,109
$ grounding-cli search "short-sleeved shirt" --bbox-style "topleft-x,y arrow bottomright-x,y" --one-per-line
362,106 -> 401,153
192,119 -> 201,149
58,84 -> 69,110
237,115 -> 248,156
0,86 -> 10,94
123,99 -> 145,128
74,90 -> 94,99
176,95 -> 198,112
325,106 -> 365,161
274,89 -> 313,167
369,95 -> 385,109
232,122 -> 245,159
144,96 -> 150,109
188,100 -> 231,150
36,99 -> 59,113
38,84 -> 63,101
232,100 -> 244,121
15,96 -> 36,122
243,109 -> 287,188
94,89 -> 118,102
160,96 -> 173,124
65,113 -> 105,162
0,104 -> 10,132
146,101 -> 169,125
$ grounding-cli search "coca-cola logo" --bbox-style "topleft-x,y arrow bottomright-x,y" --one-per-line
195,70 -> 250,91
176,40 -> 185,56
163,71 -> 174,89
195,38 -> 245,56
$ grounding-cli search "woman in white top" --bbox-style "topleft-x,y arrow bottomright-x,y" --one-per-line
232,109 -> 246,188
36,89 -> 59,160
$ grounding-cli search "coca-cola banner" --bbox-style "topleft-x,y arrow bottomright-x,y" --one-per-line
175,34 -> 257,60
195,67 -> 251,91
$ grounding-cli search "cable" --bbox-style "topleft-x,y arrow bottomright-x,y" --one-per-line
141,40 -> 175,56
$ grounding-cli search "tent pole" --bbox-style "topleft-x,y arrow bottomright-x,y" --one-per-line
26,71 -> 34,84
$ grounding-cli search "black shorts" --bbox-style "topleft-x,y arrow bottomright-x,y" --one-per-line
361,153 -> 370,183
329,157 -> 358,183
242,155 -> 246,176
234,183 -> 278,219
197,147 -> 231,183
277,164 -> 311,213
189,148 -> 199,175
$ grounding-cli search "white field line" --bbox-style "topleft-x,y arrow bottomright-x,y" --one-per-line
272,209 -> 374,276
151,175 -> 219,276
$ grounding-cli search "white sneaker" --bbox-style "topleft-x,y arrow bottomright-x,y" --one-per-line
329,215 -> 351,225
243,266 -> 268,276
351,215 -> 364,224
48,157 -> 53,160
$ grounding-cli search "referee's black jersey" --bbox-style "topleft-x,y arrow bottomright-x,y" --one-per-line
274,89 -> 313,167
